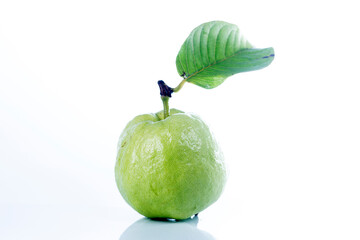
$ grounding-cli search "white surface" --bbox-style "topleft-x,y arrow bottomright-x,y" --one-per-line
1,0 -> 360,239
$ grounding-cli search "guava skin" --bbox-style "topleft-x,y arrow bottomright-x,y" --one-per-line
115,108 -> 226,220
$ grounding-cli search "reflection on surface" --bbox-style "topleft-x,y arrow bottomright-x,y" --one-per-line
120,216 -> 215,240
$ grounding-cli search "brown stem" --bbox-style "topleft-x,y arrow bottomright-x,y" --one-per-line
158,80 -> 173,97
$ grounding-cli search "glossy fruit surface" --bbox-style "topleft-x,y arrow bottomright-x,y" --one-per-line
115,109 -> 226,220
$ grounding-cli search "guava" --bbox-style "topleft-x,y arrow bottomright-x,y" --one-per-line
114,20 -> 274,221
115,108 -> 226,220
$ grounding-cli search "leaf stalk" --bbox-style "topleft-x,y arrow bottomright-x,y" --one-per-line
172,79 -> 187,92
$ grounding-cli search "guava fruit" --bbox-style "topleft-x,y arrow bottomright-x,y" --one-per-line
115,108 -> 226,220
114,20 -> 274,221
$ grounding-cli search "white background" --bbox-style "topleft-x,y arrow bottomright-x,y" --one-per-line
1,0 -> 359,239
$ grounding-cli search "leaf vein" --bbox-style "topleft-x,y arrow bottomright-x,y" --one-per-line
207,22 -> 216,67
185,49 -> 273,82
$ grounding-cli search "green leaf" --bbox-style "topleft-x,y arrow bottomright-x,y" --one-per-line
176,21 -> 274,89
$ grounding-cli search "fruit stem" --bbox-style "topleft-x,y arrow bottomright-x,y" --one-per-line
157,79 -> 186,119
161,96 -> 170,119
158,80 -> 173,119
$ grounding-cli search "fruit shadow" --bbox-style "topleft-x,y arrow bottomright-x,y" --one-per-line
119,215 -> 215,240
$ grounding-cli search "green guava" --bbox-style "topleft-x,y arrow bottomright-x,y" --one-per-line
115,108 -> 226,220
